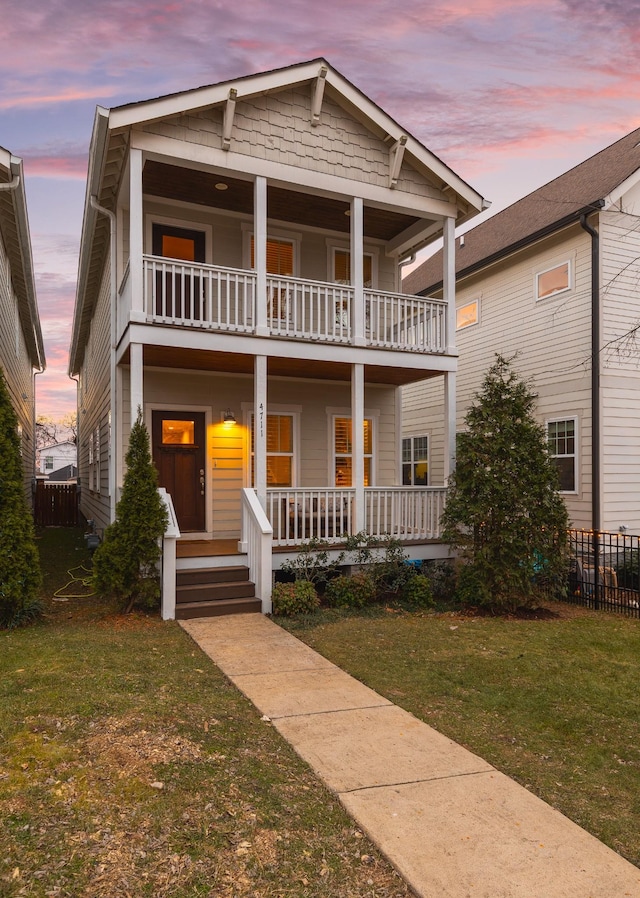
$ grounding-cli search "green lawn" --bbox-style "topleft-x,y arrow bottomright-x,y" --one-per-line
280,604 -> 640,868
0,528 -> 411,898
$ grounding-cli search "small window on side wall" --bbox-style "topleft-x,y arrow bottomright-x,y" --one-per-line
456,300 -> 479,330
537,261 -> 570,300
547,418 -> 577,493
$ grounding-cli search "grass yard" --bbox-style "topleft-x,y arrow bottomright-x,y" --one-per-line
280,603 -> 640,868
0,528 -> 411,898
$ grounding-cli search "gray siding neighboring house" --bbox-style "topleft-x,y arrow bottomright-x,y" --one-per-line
403,126 -> 640,532
0,148 -> 45,501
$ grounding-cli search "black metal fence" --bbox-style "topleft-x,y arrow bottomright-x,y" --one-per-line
567,529 -> 640,618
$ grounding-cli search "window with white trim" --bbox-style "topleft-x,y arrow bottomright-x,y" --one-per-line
251,413 -> 295,487
45,456 -> 53,471
402,436 -> 429,485
94,424 -> 101,494
537,261 -> 570,300
88,431 -> 94,490
331,248 -> 375,288
333,417 -> 373,486
547,418 -> 577,492
456,299 -> 479,330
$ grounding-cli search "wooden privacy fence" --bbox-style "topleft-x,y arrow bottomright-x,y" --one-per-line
34,481 -> 79,527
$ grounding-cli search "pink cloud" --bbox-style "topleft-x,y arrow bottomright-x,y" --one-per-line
24,155 -> 88,180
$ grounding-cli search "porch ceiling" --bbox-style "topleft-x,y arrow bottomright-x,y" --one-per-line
132,344 -> 440,386
142,160 -> 421,241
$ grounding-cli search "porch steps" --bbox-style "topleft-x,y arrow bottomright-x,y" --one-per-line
175,565 -> 261,619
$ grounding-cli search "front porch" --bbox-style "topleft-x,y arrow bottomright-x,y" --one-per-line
160,485 -> 449,619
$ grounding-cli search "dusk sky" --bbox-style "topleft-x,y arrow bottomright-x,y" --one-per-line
3,0 -> 640,418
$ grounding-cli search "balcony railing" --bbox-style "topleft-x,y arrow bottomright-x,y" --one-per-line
266,487 -> 446,546
140,256 -> 448,353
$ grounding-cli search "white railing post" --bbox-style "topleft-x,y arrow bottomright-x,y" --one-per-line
241,488 -> 273,614
159,488 -> 181,620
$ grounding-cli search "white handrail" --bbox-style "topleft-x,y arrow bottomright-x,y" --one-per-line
241,488 -> 273,613
158,488 -> 181,620
364,487 -> 446,540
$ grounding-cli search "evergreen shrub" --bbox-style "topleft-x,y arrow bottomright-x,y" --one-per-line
272,580 -> 319,616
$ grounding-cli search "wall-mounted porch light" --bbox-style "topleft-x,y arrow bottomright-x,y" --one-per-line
223,408 -> 237,425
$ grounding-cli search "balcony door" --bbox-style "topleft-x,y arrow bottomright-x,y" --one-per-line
152,411 -> 206,532
152,223 -> 206,320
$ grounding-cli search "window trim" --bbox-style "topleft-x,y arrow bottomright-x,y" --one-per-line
456,299 -> 479,331
242,224 -> 301,276
546,416 -> 578,495
536,260 -> 571,301
402,434 -> 429,486
146,214 -> 212,263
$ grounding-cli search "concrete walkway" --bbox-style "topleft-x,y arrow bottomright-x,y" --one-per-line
180,614 -> 640,898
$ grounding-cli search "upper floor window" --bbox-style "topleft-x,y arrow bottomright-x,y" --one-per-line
250,236 -> 295,276
332,249 -> 374,288
45,456 -> 53,471
537,261 -> 570,301
456,299 -> 479,330
402,436 -> 429,485
547,417 -> 577,493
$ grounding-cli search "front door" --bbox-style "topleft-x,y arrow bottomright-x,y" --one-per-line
152,223 -> 206,320
152,411 -> 206,532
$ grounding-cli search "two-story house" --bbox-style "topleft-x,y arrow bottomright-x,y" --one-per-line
69,59 -> 485,617
403,126 -> 640,535
0,147 -> 45,500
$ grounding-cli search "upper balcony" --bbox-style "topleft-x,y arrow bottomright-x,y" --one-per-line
118,255 -> 448,355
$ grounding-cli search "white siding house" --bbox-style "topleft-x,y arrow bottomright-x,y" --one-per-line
69,59 -> 485,616
0,148 -> 45,500
404,126 -> 640,533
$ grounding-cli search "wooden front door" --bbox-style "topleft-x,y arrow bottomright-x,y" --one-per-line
152,411 -> 206,532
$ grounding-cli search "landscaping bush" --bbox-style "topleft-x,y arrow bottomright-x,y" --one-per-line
93,410 -> 168,612
272,580 -> 319,616
324,572 -> 376,609
401,573 -> 434,608
280,537 -> 344,587
0,369 -> 42,629
442,355 -> 569,612
421,559 -> 457,602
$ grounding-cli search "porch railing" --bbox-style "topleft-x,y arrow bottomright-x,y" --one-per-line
144,256 -> 255,332
266,488 -> 355,545
266,486 -> 445,546
365,290 -> 446,353
241,488 -> 273,613
365,487 -> 446,540
140,256 -> 448,353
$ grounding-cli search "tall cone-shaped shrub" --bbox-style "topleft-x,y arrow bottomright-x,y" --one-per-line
0,369 -> 41,628
441,355 -> 569,611
93,409 -> 168,612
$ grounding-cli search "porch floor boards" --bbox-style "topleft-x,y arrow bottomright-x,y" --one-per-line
176,537 -> 441,559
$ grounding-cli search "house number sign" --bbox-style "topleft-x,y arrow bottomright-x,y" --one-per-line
259,402 -> 265,438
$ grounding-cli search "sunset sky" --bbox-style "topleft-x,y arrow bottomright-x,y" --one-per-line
2,0 -> 640,418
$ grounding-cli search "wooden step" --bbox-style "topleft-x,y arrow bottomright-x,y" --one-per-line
176,579 -> 256,604
175,597 -> 262,619
176,565 -> 250,587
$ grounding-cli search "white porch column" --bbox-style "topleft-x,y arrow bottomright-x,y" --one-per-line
254,176 -> 268,336
254,355 -> 268,509
351,196 -> 365,346
352,363 -> 365,532
129,147 -> 144,319
444,371 -> 456,484
130,342 -> 143,427
443,215 -> 456,354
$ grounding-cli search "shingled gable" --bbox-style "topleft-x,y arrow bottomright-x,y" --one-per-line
405,125 -> 640,296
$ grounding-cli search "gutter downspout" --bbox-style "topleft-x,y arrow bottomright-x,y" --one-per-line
89,195 -> 117,520
0,174 -> 20,192
580,211 -> 601,608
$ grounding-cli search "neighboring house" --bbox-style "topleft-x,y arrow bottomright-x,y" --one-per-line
68,58 -> 485,615
403,126 -> 640,533
47,464 -> 78,483
37,439 -> 77,476
0,147 -> 46,501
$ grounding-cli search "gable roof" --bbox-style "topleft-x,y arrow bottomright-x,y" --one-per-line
404,125 -> 640,295
69,59 -> 486,375
0,147 -> 45,371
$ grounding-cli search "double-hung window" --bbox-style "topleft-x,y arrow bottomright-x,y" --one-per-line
334,417 -> 373,486
402,436 -> 429,485
547,418 -> 577,492
251,413 -> 295,488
